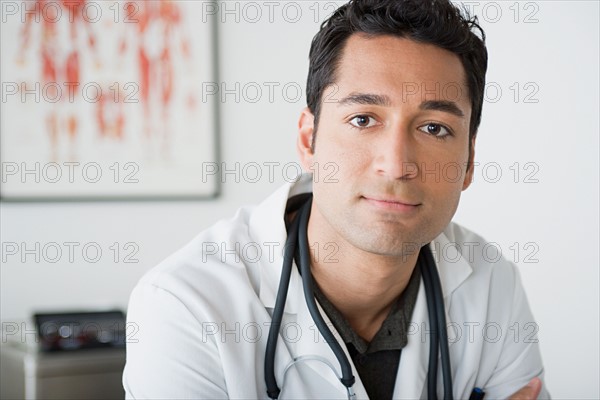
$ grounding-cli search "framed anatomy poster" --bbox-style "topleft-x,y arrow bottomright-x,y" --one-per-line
1,1 -> 219,200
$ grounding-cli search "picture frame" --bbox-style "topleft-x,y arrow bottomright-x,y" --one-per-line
0,0 -> 220,201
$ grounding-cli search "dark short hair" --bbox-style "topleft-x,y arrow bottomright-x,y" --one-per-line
306,0 -> 488,157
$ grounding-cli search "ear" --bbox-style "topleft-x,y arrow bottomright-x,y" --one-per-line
297,107 -> 315,171
462,135 -> 476,191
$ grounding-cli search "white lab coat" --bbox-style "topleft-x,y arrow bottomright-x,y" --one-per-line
123,174 -> 549,399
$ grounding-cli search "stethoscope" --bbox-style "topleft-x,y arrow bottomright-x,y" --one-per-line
265,194 -> 453,400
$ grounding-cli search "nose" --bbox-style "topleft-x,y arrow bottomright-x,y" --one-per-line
372,125 -> 418,180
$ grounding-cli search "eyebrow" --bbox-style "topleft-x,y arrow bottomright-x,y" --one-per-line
336,93 -> 465,118
420,100 -> 465,118
337,93 -> 392,107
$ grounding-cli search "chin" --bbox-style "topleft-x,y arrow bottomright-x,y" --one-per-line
346,228 -> 426,258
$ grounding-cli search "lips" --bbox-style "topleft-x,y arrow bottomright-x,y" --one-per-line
360,195 -> 421,213
362,195 -> 420,206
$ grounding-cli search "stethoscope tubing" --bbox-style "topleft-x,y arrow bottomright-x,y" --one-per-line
265,194 -> 453,400
295,196 -> 356,389
421,246 -> 454,399
422,250 -> 441,399
264,202 -> 300,399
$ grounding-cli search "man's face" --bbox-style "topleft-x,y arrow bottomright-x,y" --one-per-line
298,33 -> 475,257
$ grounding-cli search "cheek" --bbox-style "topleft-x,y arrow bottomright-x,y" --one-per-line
438,161 -> 469,188
420,153 -> 469,205
310,146 -> 371,208
426,171 -> 465,227
314,138 -> 371,178
433,163 -> 468,193
423,137 -> 471,180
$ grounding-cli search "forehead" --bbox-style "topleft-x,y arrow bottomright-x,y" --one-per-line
332,33 -> 470,106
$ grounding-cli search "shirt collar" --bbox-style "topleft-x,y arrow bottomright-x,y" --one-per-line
313,263 -> 422,355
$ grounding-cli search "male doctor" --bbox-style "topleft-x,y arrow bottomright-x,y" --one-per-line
123,0 -> 548,398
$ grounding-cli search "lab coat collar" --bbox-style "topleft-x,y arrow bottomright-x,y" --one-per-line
393,233 -> 473,399
429,229 -> 473,313
251,174 -> 312,314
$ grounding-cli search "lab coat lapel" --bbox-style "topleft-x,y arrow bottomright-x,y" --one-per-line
393,279 -> 429,399
393,233 -> 473,399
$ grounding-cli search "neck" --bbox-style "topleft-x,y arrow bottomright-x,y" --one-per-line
307,206 -> 419,342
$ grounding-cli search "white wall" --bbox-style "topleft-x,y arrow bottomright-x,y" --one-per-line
1,1 -> 598,398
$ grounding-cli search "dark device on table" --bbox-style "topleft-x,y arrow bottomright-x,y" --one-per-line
34,310 -> 126,352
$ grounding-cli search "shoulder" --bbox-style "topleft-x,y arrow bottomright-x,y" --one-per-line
438,221 -> 524,318
441,222 -> 547,399
128,176 -> 300,318
131,203 -> 263,317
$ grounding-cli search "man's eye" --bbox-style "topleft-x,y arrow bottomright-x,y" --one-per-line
418,123 -> 452,138
349,115 -> 377,128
